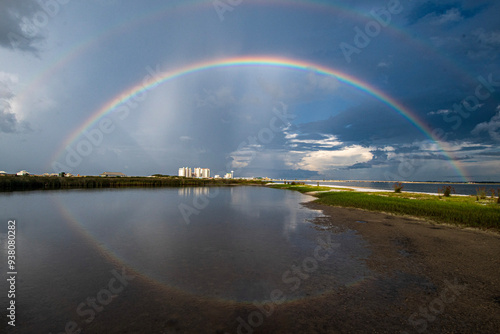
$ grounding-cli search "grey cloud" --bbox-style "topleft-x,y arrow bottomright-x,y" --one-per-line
0,73 -> 29,133
0,101 -> 18,133
472,109 -> 500,141
0,0 -> 45,53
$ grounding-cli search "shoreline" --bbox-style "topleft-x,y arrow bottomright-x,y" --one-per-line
273,179 -> 500,185
300,200 -> 500,333
270,184 -> 500,231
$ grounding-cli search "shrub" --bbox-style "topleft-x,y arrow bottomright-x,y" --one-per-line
439,185 -> 455,197
476,187 -> 487,200
393,182 -> 404,193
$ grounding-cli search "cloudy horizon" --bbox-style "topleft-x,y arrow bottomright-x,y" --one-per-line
1,0 -> 499,181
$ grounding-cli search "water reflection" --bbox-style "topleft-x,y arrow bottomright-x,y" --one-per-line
178,186 -> 211,197
0,187 -> 371,304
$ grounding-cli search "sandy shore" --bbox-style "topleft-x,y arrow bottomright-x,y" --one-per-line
302,202 -> 500,333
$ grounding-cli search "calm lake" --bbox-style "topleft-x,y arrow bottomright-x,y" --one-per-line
0,186 -> 370,333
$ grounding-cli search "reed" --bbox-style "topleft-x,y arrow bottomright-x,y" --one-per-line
272,184 -> 500,231
0,176 -> 265,192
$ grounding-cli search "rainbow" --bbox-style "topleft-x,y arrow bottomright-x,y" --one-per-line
21,0 -> 473,106
50,56 -> 469,181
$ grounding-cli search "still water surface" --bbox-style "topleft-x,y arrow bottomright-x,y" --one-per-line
281,181 -> 500,195
0,186 -> 371,331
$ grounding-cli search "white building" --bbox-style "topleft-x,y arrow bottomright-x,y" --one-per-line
193,168 -> 210,178
202,168 -> 210,178
178,167 -> 192,178
224,171 -> 234,179
181,167 -> 210,178
16,170 -> 30,176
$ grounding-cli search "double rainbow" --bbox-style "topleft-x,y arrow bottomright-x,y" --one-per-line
50,56 -> 468,181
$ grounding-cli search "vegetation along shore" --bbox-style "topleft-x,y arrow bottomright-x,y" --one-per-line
0,175 -> 265,192
270,184 -> 500,232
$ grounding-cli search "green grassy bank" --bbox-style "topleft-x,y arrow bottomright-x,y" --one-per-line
0,176 -> 265,192
270,184 -> 500,231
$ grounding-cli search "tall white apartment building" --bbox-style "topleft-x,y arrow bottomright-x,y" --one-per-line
193,167 -> 210,178
178,167 -> 192,177
201,168 -> 210,178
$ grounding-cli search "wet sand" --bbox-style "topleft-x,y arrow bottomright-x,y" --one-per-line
6,202 -> 500,333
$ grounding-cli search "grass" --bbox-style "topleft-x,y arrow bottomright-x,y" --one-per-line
270,184 -> 500,231
269,184 -> 339,193
0,176 -> 266,192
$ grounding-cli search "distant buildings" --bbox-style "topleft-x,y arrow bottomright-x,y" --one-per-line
179,167 -> 211,178
224,171 -> 234,179
194,168 -> 210,178
100,172 -> 127,177
178,167 -> 192,178
16,170 -> 30,176
0,171 -> 7,176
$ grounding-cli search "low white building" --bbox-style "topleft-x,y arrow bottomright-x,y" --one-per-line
100,172 -> 127,177
16,170 -> 30,176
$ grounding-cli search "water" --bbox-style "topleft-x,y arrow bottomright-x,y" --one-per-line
278,180 -> 500,195
0,186 -> 371,333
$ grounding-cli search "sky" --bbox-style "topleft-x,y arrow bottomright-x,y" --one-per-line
0,0 -> 499,181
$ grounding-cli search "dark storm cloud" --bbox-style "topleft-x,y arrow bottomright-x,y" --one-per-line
296,101 -> 422,147
0,0 -> 45,53
406,1 -> 486,25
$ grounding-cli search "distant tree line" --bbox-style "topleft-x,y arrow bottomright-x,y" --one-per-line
0,176 -> 265,192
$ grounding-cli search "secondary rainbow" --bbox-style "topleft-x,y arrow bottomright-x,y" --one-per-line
22,0 -> 473,107
51,56 -> 469,181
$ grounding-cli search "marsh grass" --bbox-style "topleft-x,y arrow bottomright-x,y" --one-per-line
0,176 -> 265,192
272,184 -> 500,231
